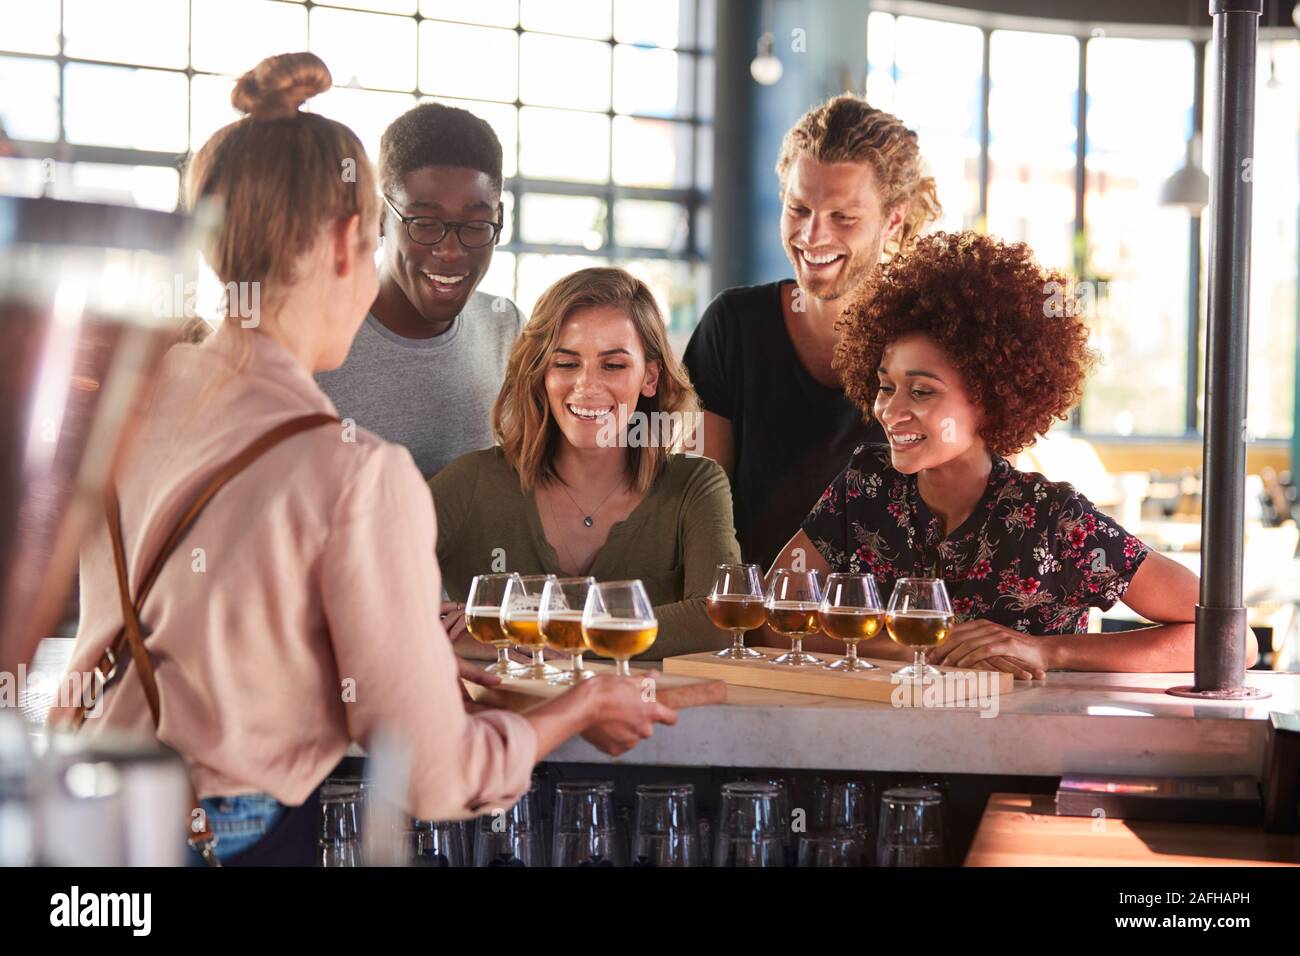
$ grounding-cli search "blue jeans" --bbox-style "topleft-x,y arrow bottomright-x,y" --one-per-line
186,793 -> 287,866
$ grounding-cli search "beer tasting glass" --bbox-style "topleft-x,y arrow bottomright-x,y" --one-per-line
501,573 -> 560,680
706,563 -> 767,659
885,577 -> 954,681
465,573 -> 528,676
581,580 -> 658,677
819,573 -> 883,672
539,576 -> 597,684
765,569 -> 823,666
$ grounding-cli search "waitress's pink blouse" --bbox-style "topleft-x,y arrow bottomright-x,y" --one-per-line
62,329 -> 537,818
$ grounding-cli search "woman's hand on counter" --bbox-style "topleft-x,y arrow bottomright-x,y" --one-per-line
975,655 -> 1041,681
930,620 -> 1050,680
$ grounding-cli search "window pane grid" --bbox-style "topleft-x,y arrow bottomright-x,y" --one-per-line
419,18 -> 712,55
8,0 -> 709,319
14,6 -> 1289,430
863,12 -> 1297,443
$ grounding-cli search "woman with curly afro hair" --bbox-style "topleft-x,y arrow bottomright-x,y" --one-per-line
767,231 -> 1251,676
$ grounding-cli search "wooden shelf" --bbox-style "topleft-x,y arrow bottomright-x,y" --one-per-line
964,792 -> 1300,866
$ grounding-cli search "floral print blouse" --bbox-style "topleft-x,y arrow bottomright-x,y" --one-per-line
801,443 -> 1150,635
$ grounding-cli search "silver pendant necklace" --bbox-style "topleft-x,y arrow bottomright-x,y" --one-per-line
555,475 -> 625,527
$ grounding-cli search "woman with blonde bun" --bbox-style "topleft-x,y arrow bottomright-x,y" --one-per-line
57,52 -> 675,866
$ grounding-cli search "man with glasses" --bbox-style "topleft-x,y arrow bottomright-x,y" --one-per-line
317,102 -> 523,479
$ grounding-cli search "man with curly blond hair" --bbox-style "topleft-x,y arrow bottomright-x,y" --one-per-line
685,93 -> 942,567
765,231 -> 1255,676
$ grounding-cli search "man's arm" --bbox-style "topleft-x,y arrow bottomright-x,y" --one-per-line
682,293 -> 737,479
698,410 -> 735,479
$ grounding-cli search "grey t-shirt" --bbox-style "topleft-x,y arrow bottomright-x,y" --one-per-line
315,290 -> 525,478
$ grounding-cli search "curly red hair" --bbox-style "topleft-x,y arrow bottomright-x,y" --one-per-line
834,231 -> 1096,456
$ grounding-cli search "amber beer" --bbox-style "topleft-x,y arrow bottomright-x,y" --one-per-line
885,610 -> 954,648
540,610 -> 587,653
706,595 -> 767,631
767,601 -> 821,635
503,611 -> 545,650
465,608 -> 511,647
821,608 -> 884,642
583,619 -> 659,658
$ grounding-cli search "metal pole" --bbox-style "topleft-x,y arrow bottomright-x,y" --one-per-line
1070,37 -> 1088,431
1169,0 -> 1268,699
1185,40 -> 1206,437
710,0 -> 758,295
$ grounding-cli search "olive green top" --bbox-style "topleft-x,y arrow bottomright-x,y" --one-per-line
428,446 -> 742,660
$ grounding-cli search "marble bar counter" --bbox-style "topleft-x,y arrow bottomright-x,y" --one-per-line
548,667 -> 1300,778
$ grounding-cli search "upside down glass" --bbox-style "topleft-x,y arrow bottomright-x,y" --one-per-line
582,580 -> 658,677
319,782 -> 365,867
885,577 -> 954,682
465,573 -> 528,676
502,573 -> 560,680
474,782 -> 545,867
706,563 -> 767,659
552,779 -> 624,867
713,782 -> 783,867
744,775 -> 796,866
813,778 -> 875,844
876,787 -> 947,867
798,830 -> 868,867
820,573 -> 883,671
632,783 -> 699,867
539,576 -> 597,684
407,819 -> 466,867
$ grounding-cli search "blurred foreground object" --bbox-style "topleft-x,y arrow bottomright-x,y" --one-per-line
0,195 -> 202,675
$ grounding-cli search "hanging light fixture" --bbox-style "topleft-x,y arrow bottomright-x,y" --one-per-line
750,0 -> 783,85
1162,133 -> 1211,210
1267,1 -> 1288,86
1162,1 -> 1211,212
751,32 -> 783,85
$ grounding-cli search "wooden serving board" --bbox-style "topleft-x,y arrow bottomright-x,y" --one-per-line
463,662 -> 726,714
661,646 -> 1014,706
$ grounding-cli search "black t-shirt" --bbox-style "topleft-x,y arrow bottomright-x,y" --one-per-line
683,280 -> 884,567
801,443 -> 1150,635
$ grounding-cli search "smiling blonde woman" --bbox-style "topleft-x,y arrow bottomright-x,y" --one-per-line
430,267 -> 742,660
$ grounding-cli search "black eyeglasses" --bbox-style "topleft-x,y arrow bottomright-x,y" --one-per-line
382,194 -> 502,249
